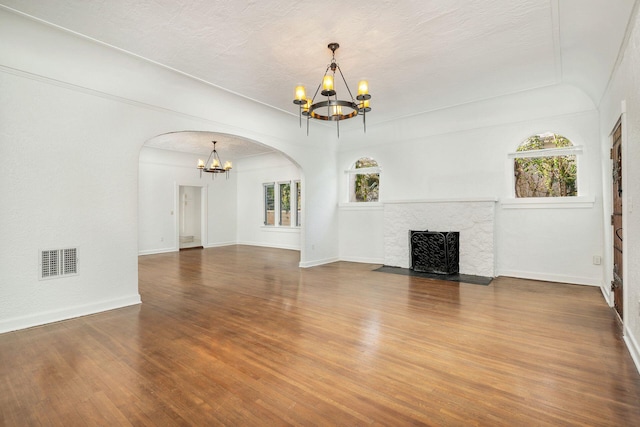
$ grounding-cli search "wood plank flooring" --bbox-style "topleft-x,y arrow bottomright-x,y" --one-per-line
1,245 -> 640,425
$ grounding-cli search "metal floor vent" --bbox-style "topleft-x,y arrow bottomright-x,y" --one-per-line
40,248 -> 78,280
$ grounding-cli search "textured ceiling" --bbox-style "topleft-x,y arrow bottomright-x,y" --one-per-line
2,0 -> 636,155
145,131 -> 274,158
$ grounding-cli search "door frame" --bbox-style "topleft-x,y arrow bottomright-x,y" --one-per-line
175,183 -> 208,250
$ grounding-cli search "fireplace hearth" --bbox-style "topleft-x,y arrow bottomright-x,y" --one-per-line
410,230 -> 460,274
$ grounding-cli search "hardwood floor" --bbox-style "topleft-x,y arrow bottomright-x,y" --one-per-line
1,245 -> 639,426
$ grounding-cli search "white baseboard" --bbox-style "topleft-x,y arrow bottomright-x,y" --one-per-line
236,240 -> 300,251
138,247 -> 177,256
624,325 -> 640,375
497,269 -> 600,286
0,294 -> 141,334
339,256 -> 385,265
204,241 -> 237,248
299,257 -> 340,268
600,285 -> 614,306
140,242 -> 301,253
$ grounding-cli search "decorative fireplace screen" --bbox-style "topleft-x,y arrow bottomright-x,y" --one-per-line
410,230 -> 459,274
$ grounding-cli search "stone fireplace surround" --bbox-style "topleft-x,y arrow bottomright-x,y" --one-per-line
384,198 -> 496,277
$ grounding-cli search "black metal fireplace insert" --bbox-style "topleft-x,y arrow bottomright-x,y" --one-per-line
410,230 -> 459,274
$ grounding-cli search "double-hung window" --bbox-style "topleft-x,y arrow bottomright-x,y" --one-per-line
279,182 -> 291,226
264,183 -> 275,226
294,180 -> 301,226
264,181 -> 301,227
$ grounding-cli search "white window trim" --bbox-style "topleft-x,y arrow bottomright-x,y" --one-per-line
500,196 -> 595,209
508,145 -> 583,159
344,166 -> 382,175
260,225 -> 301,233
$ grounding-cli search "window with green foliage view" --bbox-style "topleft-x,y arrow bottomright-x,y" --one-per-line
350,157 -> 379,202
279,182 -> 291,226
514,133 -> 577,198
263,181 -> 300,227
264,183 -> 275,225
295,181 -> 301,226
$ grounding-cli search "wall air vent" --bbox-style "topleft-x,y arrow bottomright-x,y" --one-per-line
40,248 -> 78,280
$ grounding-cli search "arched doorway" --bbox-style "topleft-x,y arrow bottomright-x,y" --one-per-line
138,131 -> 304,259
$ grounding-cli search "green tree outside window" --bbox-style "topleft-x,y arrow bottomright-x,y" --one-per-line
353,157 -> 379,202
514,133 -> 577,198
264,183 -> 275,225
279,183 -> 291,226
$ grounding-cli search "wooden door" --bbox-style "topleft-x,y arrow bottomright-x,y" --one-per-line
611,123 -> 623,319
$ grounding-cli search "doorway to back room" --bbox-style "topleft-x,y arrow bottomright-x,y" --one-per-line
179,185 -> 204,250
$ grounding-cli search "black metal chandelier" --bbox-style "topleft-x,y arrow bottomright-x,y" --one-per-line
197,141 -> 232,179
293,43 -> 371,137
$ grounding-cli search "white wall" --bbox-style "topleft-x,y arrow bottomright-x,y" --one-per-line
0,70 -> 144,333
495,111 -> 604,286
138,147 -> 237,254
337,85 -> 605,285
338,204 -> 385,264
599,5 -> 640,370
0,9 -> 338,332
236,152 -> 301,250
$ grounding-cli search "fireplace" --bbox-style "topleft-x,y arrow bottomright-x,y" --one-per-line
410,230 -> 460,274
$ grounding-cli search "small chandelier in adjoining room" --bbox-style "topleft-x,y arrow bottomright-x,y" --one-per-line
293,43 -> 371,137
197,141 -> 232,179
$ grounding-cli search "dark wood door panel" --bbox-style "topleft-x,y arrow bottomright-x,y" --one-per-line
611,122 -> 623,319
